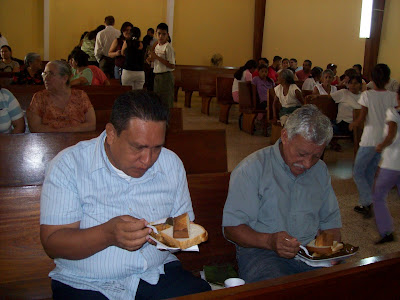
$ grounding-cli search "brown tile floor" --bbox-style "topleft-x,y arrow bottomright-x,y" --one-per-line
176,91 -> 400,264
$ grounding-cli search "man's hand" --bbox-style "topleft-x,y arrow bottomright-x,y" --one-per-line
149,51 -> 157,61
348,122 -> 355,132
269,231 -> 300,258
105,215 -> 152,251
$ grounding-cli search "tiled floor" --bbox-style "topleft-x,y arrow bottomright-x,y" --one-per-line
176,91 -> 400,264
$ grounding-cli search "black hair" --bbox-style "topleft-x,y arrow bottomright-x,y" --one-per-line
273,56 -> 282,62
353,64 -> 362,73
258,57 -> 269,65
344,68 -> 358,78
304,59 -> 312,66
88,25 -> 105,40
282,58 -> 289,63
311,67 -> 323,79
119,22 -> 134,39
111,90 -> 170,136
147,28 -> 155,34
80,31 -> 88,41
371,64 -> 391,89
105,16 -> 115,26
157,23 -> 169,32
257,64 -> 274,83
234,60 -> 257,80
326,63 -> 337,71
142,35 -> 153,49
1,45 -> 11,52
290,58 -> 297,63
70,48 -> 89,67
124,27 -> 141,54
348,74 -> 362,85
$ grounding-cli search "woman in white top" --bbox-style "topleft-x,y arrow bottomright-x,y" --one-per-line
313,69 -> 338,95
232,60 -> 257,103
350,64 -> 398,218
273,69 -> 303,126
302,67 -> 322,91
373,90 -> 400,244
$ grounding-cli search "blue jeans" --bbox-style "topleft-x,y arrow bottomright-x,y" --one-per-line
353,146 -> 381,206
114,66 -> 122,80
237,246 -> 317,283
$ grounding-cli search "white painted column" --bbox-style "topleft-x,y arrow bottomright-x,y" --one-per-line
166,0 -> 175,43
43,0 -> 50,60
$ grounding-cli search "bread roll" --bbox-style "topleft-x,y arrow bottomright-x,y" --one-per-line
160,223 -> 208,249
315,232 -> 334,247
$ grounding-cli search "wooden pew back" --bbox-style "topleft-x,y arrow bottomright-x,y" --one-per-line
0,129 -> 226,187
216,76 -> 236,123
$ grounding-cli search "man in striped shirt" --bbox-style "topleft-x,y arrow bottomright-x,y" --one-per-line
40,91 -> 210,299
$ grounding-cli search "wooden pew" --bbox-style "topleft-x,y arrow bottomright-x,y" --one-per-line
305,95 -> 354,150
199,72 -> 234,115
216,76 -> 237,124
0,172 -> 234,300
0,129 -> 227,187
173,251 -> 400,299
0,71 -> 13,86
238,81 -> 269,136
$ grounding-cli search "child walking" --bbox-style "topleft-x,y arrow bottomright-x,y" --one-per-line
148,23 -> 175,107
349,64 -> 398,218
372,88 -> 400,244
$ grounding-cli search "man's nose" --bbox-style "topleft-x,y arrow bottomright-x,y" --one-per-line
141,148 -> 152,166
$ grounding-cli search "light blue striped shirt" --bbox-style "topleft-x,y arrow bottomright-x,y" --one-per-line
0,88 -> 23,133
40,130 -> 194,299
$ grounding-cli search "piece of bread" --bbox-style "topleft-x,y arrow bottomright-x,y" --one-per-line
306,239 -> 343,256
160,223 -> 208,249
173,213 -> 189,238
315,232 -> 334,247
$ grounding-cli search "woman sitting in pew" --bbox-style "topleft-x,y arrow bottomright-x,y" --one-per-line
313,69 -> 337,95
0,85 -> 25,133
302,67 -> 322,91
0,45 -> 20,73
69,49 -> 93,86
27,60 -> 96,133
272,69 -> 303,126
12,52 -> 44,85
232,60 -> 257,103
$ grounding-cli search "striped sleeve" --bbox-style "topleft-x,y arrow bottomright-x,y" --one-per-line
2,89 -> 23,120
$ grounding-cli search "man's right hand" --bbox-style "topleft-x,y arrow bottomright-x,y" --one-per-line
269,231 -> 300,258
105,215 -> 152,251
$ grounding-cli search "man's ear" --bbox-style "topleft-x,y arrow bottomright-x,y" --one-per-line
105,123 -> 116,146
281,128 -> 288,145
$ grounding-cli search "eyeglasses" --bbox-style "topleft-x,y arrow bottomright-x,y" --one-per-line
41,71 -> 57,78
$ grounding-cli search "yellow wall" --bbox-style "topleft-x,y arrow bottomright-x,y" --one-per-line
173,0 -> 254,67
49,0 -> 166,60
263,0 -> 365,77
379,0 -> 400,81
0,0 -> 43,60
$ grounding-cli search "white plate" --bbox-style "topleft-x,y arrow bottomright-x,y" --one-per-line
296,250 -> 358,267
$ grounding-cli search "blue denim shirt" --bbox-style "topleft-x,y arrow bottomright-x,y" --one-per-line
222,140 -> 341,245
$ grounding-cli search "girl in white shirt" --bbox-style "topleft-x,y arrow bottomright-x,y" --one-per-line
350,64 -> 398,217
273,69 -> 303,126
232,60 -> 257,103
302,67 -> 322,91
313,69 -> 338,95
373,90 -> 400,244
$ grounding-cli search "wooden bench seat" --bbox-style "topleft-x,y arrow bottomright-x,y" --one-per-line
216,76 -> 237,124
0,172 -> 234,299
0,129 -> 227,187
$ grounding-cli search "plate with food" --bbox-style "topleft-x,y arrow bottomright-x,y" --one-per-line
296,232 -> 359,267
149,213 -> 208,251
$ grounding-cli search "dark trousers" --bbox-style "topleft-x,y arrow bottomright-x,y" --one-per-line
99,56 -> 115,79
52,261 -> 211,300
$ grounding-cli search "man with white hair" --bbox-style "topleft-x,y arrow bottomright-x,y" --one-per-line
222,105 -> 342,282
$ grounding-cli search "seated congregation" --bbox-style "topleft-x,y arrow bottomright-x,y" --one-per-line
1,14 -> 400,300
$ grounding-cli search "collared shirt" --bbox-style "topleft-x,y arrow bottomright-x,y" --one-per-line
40,130 -> 194,299
94,26 -> 121,62
222,140 -> 341,246
0,88 -> 24,133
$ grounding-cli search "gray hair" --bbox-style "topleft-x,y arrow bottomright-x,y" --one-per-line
47,60 -> 72,86
284,105 -> 333,145
279,68 -> 295,84
322,69 -> 334,77
24,52 -> 41,67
